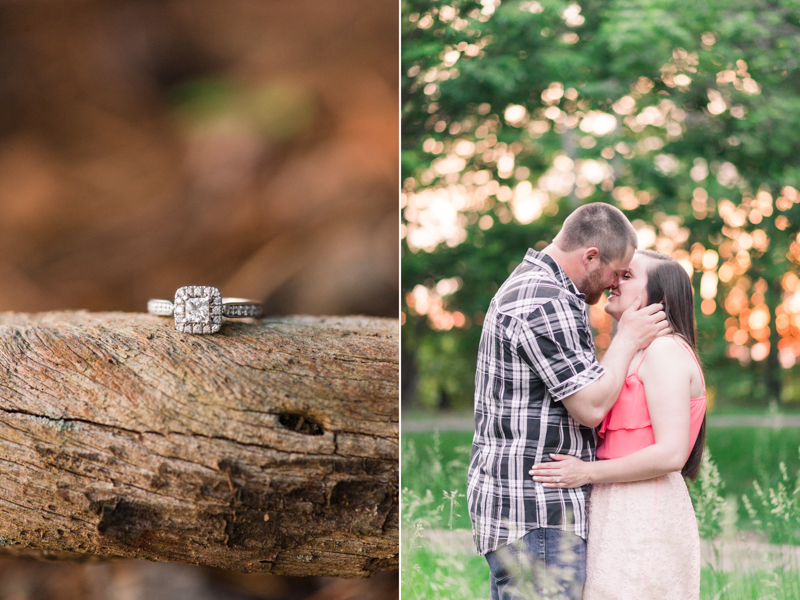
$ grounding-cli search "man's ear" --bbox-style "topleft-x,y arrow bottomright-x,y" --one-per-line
582,247 -> 600,269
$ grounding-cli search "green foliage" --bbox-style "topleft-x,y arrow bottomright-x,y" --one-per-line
742,450 -> 800,545
700,568 -> 800,600
688,449 -> 727,539
402,431 -> 472,527
404,424 -> 800,530
403,542 -> 489,600
402,0 -> 800,410
403,427 -> 800,599
401,432 -> 484,600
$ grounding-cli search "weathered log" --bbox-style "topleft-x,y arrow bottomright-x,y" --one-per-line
0,312 -> 398,577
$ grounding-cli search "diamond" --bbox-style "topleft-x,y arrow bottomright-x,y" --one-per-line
172,286 -> 221,334
186,297 -> 210,323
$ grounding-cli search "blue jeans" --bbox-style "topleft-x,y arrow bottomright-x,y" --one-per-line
485,528 -> 586,600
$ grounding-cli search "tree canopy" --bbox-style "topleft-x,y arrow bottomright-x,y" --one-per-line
402,0 -> 800,410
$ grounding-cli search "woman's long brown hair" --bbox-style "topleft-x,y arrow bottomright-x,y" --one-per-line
637,250 -> 706,481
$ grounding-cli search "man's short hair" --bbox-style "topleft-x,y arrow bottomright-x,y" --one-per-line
555,202 -> 638,262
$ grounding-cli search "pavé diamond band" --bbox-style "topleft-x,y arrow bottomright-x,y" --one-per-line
147,286 -> 262,334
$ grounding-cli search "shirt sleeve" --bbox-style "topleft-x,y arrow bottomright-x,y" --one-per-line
515,298 -> 604,402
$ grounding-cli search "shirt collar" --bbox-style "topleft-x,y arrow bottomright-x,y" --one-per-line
523,248 -> 585,301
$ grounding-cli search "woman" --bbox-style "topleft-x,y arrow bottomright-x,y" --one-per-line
529,249 -> 706,599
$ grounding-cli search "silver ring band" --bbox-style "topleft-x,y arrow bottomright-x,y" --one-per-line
220,298 -> 263,318
147,298 -> 263,318
147,287 -> 262,334
147,299 -> 175,317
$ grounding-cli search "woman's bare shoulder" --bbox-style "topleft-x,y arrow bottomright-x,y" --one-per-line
640,335 -> 695,372
639,335 -> 703,403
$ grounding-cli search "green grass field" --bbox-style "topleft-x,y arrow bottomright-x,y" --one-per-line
402,425 -> 800,599
402,544 -> 800,600
403,545 -> 489,600
402,426 -> 800,531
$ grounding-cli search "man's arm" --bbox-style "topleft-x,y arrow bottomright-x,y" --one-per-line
561,297 -> 669,427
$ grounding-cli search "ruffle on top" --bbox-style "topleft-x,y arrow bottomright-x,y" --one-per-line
597,376 -> 651,438
596,375 -> 656,460
597,375 -> 706,461
597,341 -> 707,461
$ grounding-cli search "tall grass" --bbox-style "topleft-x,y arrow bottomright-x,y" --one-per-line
401,432 -> 486,600
402,431 -> 800,599
742,449 -> 800,546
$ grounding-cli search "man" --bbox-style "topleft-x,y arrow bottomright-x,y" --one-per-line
466,203 -> 670,599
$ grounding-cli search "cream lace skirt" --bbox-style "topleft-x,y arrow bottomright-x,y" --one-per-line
583,472 -> 701,600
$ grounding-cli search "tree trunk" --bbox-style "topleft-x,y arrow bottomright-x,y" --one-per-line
0,312 -> 398,577
766,275 -> 783,404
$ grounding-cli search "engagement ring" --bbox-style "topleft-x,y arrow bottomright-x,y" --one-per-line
148,286 -> 262,334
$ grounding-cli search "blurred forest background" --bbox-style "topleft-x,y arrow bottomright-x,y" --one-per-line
0,0 -> 397,599
0,0 -> 397,318
402,0 -> 800,412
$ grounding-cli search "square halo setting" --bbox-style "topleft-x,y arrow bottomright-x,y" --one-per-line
173,286 -> 222,334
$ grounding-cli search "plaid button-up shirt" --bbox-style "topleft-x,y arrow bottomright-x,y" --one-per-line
467,249 -> 605,555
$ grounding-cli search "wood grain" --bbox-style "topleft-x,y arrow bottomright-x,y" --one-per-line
0,312 -> 398,577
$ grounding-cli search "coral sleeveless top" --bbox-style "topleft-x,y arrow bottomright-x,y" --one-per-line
596,341 -> 706,461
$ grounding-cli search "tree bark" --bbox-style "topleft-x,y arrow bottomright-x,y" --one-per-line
0,312 -> 398,577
